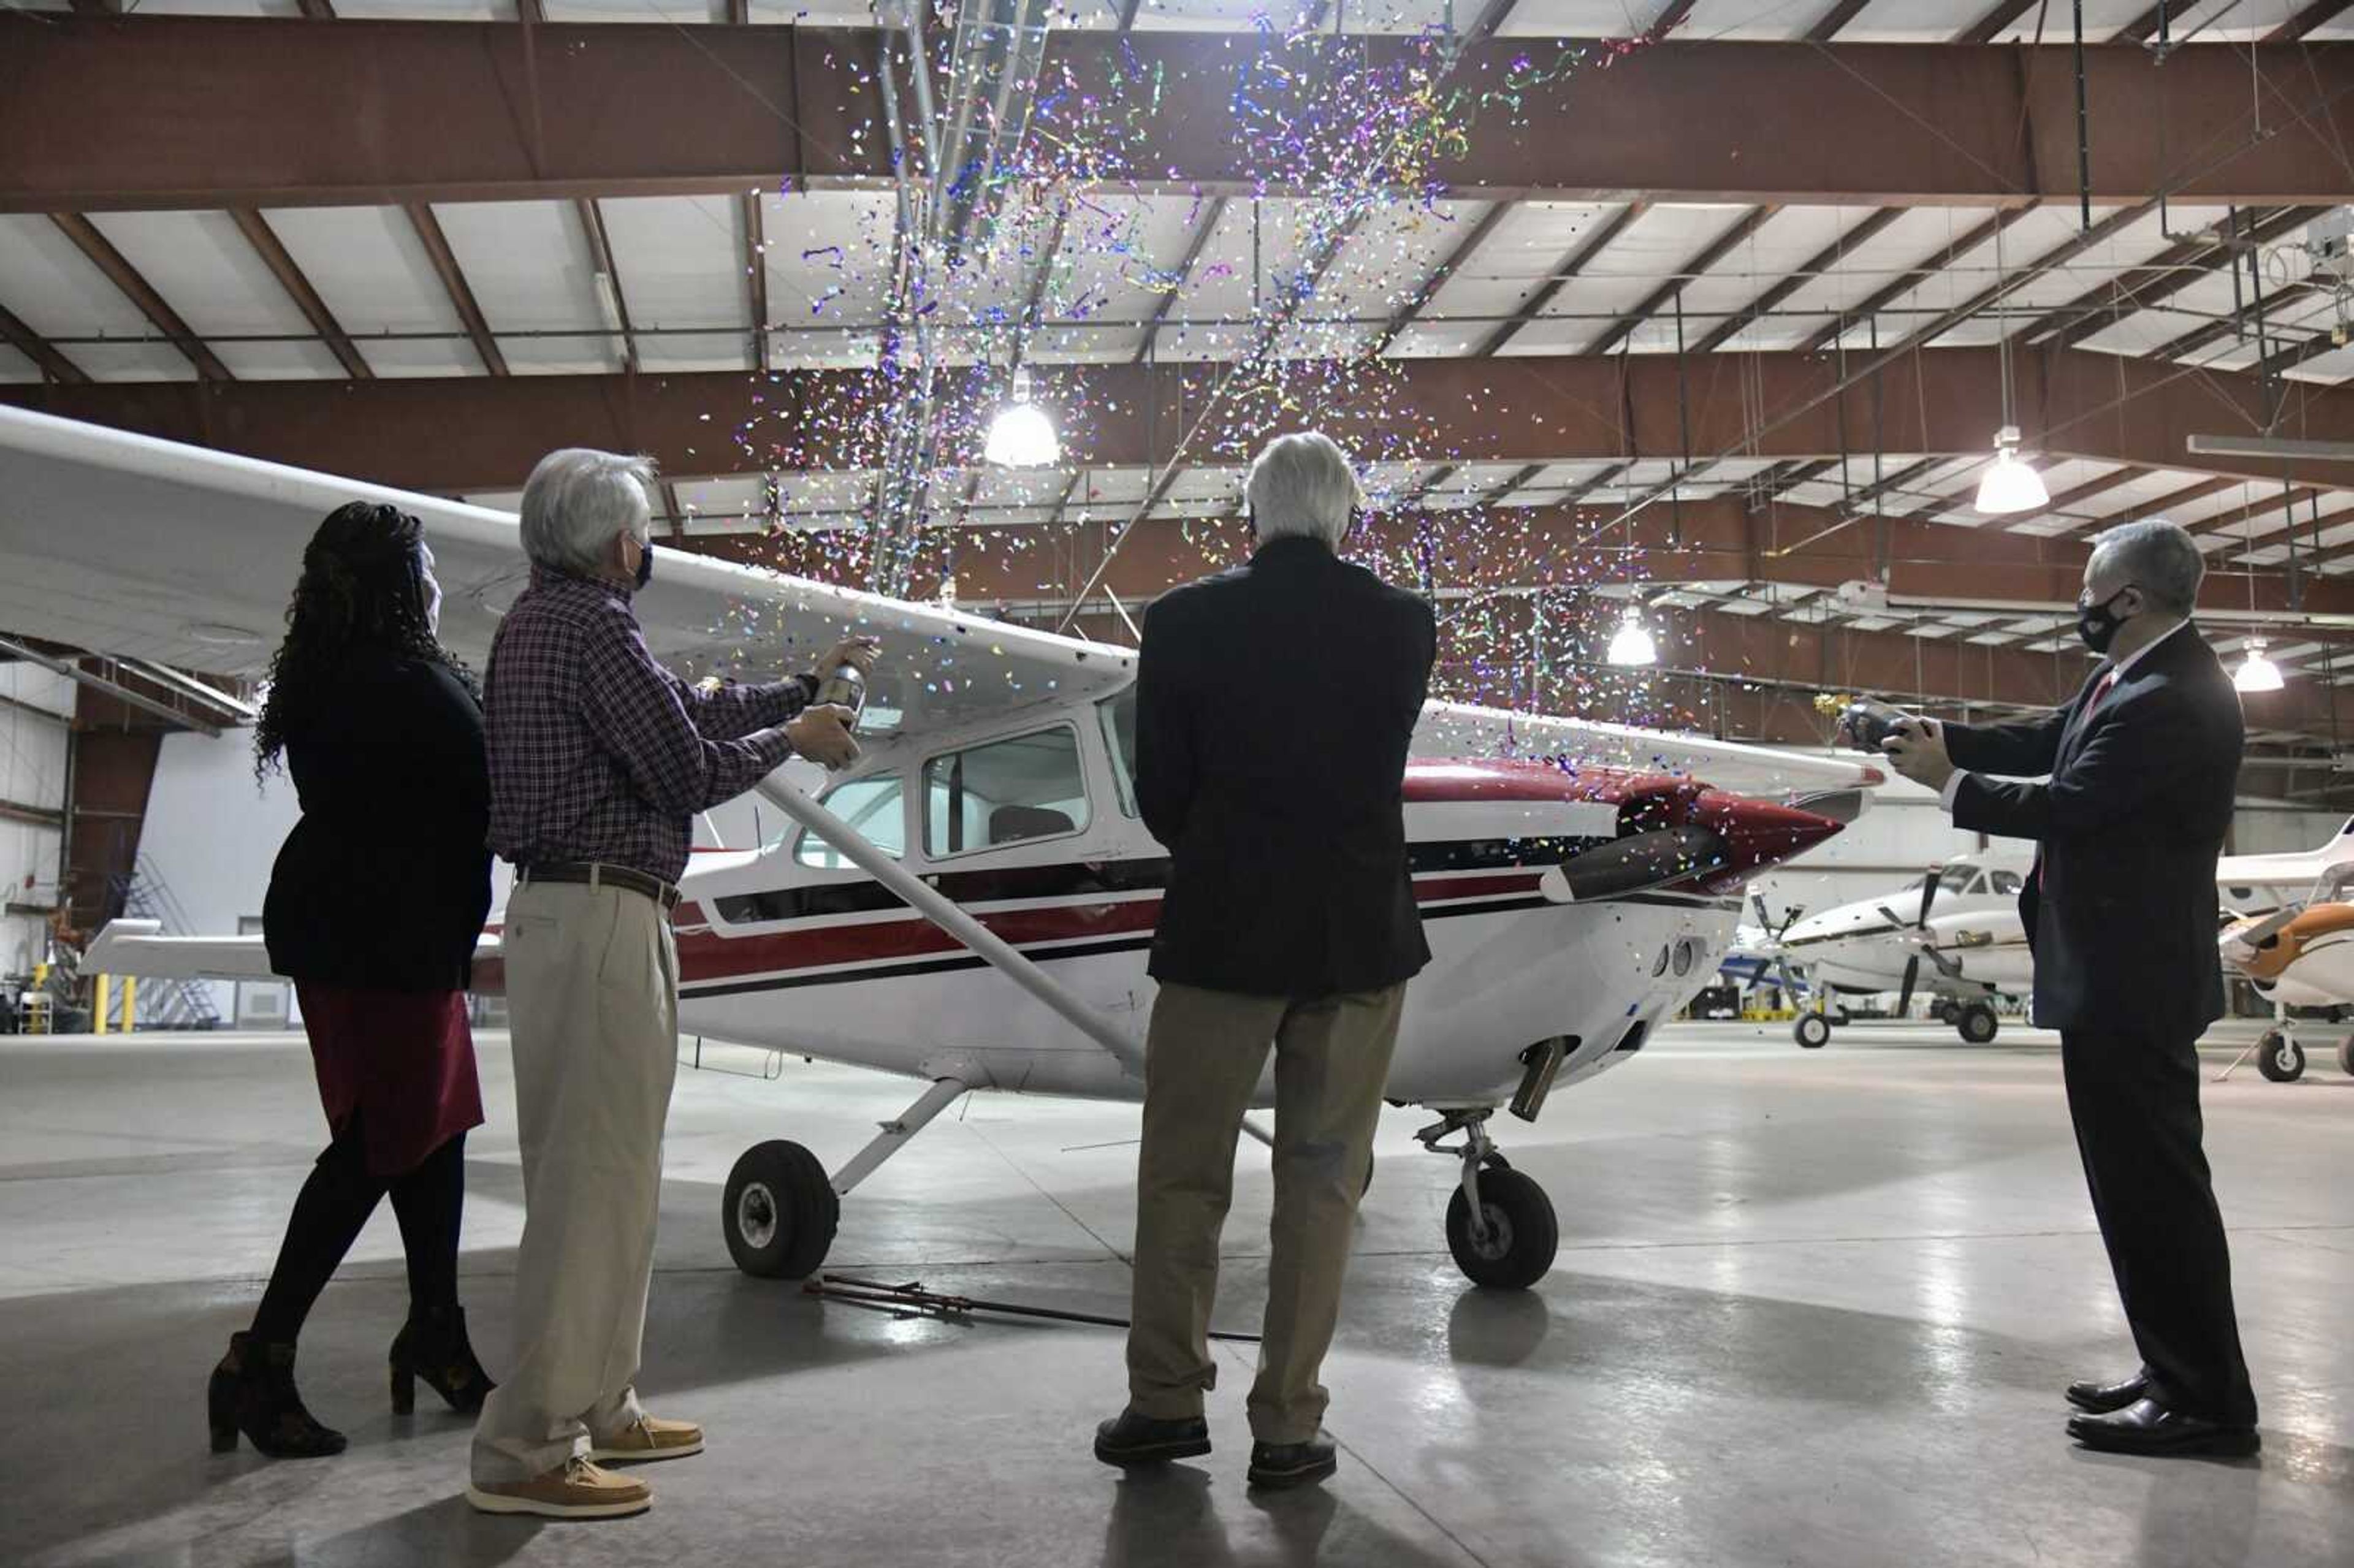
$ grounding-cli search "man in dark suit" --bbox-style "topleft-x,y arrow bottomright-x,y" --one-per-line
1867,517 -> 2258,1458
1093,432 -> 1437,1491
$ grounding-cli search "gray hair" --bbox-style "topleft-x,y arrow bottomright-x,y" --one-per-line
519,448 -> 657,575
2089,516 -> 2204,615
1244,432 -> 1364,550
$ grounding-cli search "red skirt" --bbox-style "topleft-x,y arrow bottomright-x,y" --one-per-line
295,983 -> 485,1178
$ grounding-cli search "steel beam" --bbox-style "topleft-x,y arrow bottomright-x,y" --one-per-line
229,207 -> 370,379
48,214 -> 230,381
405,204 -> 508,377
13,346 -> 2354,493
0,301 -> 88,386
12,25 -> 2354,210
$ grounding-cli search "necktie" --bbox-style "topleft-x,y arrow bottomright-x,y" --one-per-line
2038,669 -> 2120,891
2065,669 -> 2120,748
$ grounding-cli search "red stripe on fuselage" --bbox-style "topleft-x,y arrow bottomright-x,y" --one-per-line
672,872 -> 1545,984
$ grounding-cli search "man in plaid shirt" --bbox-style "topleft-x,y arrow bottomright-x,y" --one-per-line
468,448 -> 872,1521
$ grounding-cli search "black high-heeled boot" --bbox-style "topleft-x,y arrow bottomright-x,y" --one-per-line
207,1332 -> 347,1458
389,1304 -> 495,1415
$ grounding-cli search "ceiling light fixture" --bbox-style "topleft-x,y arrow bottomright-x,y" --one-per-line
983,366 -> 1061,468
2234,639 -> 2286,694
1974,426 -> 2050,514
1607,604 -> 1658,668
1973,221 -> 2048,517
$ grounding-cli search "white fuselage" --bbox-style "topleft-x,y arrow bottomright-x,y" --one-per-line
1775,857 -> 2035,998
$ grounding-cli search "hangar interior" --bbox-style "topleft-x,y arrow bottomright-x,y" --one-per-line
5,0 -> 2354,1563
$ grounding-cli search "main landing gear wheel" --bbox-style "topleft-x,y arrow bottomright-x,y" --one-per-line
723,1140 -> 839,1279
2257,1030 -> 2307,1083
1446,1166 -> 1558,1291
1957,1002 -> 2000,1045
2339,1035 -> 2354,1077
1933,1000 -> 1960,1027
1794,1013 -> 1832,1049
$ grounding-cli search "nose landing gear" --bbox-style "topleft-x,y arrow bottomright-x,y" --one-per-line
1420,1108 -> 1558,1290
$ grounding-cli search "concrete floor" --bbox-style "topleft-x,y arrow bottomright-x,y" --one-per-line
1,1020 -> 2348,1568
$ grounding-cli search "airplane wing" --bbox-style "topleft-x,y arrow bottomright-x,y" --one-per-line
5,403 -> 1872,795
2215,816 -> 2354,894
0,405 -> 1130,738
1415,701 -> 1884,813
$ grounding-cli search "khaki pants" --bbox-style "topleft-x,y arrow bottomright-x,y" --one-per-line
471,878 -> 679,1485
1125,979 -> 1406,1444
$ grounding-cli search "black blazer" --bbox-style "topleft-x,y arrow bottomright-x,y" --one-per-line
1945,622 -> 2242,1037
1135,535 -> 1438,999
264,652 -> 493,994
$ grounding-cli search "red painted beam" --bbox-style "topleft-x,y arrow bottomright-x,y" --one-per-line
9,23 -> 2354,211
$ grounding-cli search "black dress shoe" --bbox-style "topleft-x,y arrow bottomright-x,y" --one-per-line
1247,1432 -> 1338,1490
2065,1372 -> 2148,1414
1094,1410 -> 1211,1467
2068,1397 -> 2259,1458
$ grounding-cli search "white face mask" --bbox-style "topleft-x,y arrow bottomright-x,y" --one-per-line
418,542 -> 443,636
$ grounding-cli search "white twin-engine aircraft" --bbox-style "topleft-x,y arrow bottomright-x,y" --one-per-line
4,405 -> 1876,1291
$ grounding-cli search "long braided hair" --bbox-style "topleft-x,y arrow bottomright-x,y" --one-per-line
254,502 -> 476,781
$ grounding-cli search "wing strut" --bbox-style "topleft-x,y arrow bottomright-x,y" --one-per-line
755,775 -> 1146,1078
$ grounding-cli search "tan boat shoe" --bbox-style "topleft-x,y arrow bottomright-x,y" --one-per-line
466,1456 -> 650,1520
590,1414 -> 704,1464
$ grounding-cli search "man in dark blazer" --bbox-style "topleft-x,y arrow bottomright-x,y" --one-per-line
1867,517 -> 2257,1458
1094,432 -> 1437,1491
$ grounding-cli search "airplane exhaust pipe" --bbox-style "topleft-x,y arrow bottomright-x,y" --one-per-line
1510,1035 -> 1577,1123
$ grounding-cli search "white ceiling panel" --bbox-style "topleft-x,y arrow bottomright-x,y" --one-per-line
761,189 -> 896,335
1531,204 -> 1746,353
82,210 -> 346,381
598,196 -> 748,372
1051,193 -> 1206,330
261,205 -> 476,377
1415,201 -> 1622,333
0,215 -> 188,382
1626,205 -> 1864,355
432,201 -> 612,374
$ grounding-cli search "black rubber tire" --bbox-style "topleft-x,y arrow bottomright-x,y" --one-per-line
1794,1013 -> 1832,1049
2257,1032 -> 2307,1084
1933,1000 -> 1960,1026
1445,1167 -> 1559,1290
2339,1035 -> 2354,1078
1957,1003 -> 2000,1045
723,1140 -> 840,1279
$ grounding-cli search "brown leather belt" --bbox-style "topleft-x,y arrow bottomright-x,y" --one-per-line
519,861 -> 681,910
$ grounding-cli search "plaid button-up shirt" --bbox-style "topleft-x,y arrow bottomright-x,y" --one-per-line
485,566 -> 813,885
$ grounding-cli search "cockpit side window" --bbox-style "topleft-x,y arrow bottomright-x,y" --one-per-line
923,725 -> 1091,858
794,774 -> 906,869
1989,869 -> 2023,895
1100,690 -> 1140,818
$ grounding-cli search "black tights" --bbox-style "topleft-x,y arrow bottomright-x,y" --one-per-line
250,1115 -> 467,1345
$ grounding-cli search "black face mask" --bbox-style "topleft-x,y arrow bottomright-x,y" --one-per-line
633,538 -> 654,592
2076,585 -> 2135,655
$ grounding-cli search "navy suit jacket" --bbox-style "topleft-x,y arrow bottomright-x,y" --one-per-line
1942,622 -> 2242,1037
1135,535 -> 1437,999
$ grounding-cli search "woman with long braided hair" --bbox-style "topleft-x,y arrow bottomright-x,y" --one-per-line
208,501 -> 497,1458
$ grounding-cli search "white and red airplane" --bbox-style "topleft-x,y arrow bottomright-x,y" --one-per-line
3,405 -> 1877,1290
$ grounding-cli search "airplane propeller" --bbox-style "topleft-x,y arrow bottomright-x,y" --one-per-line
1880,864 -> 1960,1016
1740,893 -> 1806,1000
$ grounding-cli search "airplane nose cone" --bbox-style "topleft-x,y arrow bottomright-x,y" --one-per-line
1690,792 -> 1845,876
